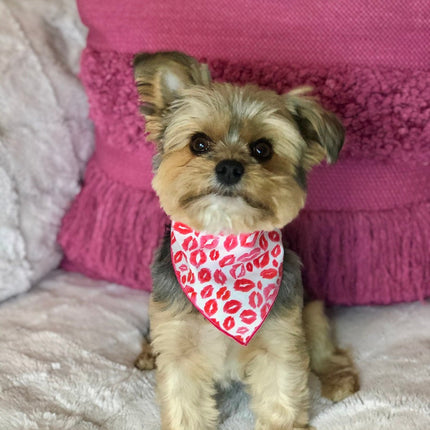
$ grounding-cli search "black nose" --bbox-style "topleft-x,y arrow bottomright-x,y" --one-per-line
215,159 -> 244,186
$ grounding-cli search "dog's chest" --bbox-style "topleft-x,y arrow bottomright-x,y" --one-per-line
194,313 -> 248,382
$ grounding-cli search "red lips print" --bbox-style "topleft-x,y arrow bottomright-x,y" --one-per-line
259,234 -> 268,251
240,232 -> 259,248
204,299 -> 218,316
263,283 -> 277,301
183,236 -> 198,251
254,251 -> 269,268
187,271 -> 195,284
260,303 -> 271,319
170,221 -> 284,346
223,317 -> 235,331
230,263 -> 246,279
200,235 -> 219,249
198,268 -> 211,283
237,247 -> 261,262
173,251 -> 185,263
174,223 -> 193,234
190,249 -> 207,267
224,236 -> 238,252
210,249 -> 220,261
234,279 -> 255,292
271,244 -> 282,258
216,287 -> 231,301
261,268 -> 278,279
249,291 -> 263,308
240,309 -> 257,324
223,300 -> 242,314
219,255 -> 235,267
200,284 -> 214,299
268,231 -> 280,242
214,269 -> 227,285
183,286 -> 197,301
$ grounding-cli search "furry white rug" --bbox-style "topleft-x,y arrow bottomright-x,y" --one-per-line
0,271 -> 428,429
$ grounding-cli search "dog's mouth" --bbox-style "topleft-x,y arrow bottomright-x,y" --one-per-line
179,189 -> 271,213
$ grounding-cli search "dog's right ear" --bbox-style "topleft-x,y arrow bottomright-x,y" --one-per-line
133,51 -> 211,144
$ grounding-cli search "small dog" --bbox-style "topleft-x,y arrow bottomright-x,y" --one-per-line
133,52 -> 359,430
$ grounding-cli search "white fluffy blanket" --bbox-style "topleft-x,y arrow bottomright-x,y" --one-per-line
0,0 -> 93,301
0,271 -> 428,429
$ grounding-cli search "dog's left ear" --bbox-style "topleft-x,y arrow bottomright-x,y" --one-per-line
284,87 -> 344,170
134,51 -> 211,145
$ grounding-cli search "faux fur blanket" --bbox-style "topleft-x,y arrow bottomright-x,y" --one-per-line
0,271 -> 428,429
0,0 -> 93,301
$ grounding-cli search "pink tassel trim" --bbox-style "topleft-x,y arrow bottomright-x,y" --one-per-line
59,158 -> 168,291
284,201 -> 430,305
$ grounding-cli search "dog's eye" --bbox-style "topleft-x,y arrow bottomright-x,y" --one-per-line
250,138 -> 273,162
190,133 -> 212,155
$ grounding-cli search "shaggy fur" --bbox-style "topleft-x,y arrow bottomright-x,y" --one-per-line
133,51 -> 358,430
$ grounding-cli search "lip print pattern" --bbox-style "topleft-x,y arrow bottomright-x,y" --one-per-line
223,300 -> 242,314
183,236 -> 198,251
240,309 -> 257,324
254,251 -> 270,268
200,235 -> 219,249
200,285 -> 214,299
198,268 -> 212,283
219,255 -> 235,267
234,279 -> 256,292
210,249 -> 220,261
249,291 -> 263,308
170,221 -> 284,345
214,269 -> 227,285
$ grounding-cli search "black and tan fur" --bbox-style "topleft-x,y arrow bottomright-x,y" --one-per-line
133,51 -> 359,430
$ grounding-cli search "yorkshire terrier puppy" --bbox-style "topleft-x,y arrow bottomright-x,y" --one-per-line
133,51 -> 359,430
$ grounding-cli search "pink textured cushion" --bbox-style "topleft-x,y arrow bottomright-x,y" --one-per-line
59,0 -> 430,304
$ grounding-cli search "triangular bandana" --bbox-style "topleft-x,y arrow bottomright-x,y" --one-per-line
170,221 -> 284,345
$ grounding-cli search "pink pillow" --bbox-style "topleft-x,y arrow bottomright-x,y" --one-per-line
59,0 -> 430,304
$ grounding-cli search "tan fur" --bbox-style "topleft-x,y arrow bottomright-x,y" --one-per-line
151,84 -> 308,234
150,299 -> 224,430
239,306 -> 311,429
133,52 -> 356,429
150,298 -> 312,430
284,89 -> 344,168
303,301 -> 359,401
134,51 -> 211,144
134,52 -> 343,234
134,338 -> 156,370
141,298 -> 359,427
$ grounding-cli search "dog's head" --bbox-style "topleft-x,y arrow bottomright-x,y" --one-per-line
134,52 -> 344,234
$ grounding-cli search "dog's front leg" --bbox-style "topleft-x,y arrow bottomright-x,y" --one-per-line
150,298 -> 219,430
241,306 -> 311,430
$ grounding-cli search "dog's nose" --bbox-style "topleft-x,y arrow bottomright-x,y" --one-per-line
215,159 -> 244,186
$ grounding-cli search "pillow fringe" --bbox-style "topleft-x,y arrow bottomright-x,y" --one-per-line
284,201 -> 430,305
58,158 -> 167,290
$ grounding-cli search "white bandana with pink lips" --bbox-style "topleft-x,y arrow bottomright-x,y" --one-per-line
170,221 -> 284,345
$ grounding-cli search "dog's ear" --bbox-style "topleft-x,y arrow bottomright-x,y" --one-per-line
133,51 -> 211,143
284,87 -> 344,171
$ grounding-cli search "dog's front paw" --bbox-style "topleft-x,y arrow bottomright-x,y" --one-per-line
134,340 -> 156,370
318,349 -> 359,402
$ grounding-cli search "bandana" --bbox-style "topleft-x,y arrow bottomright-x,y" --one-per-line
170,221 -> 284,345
